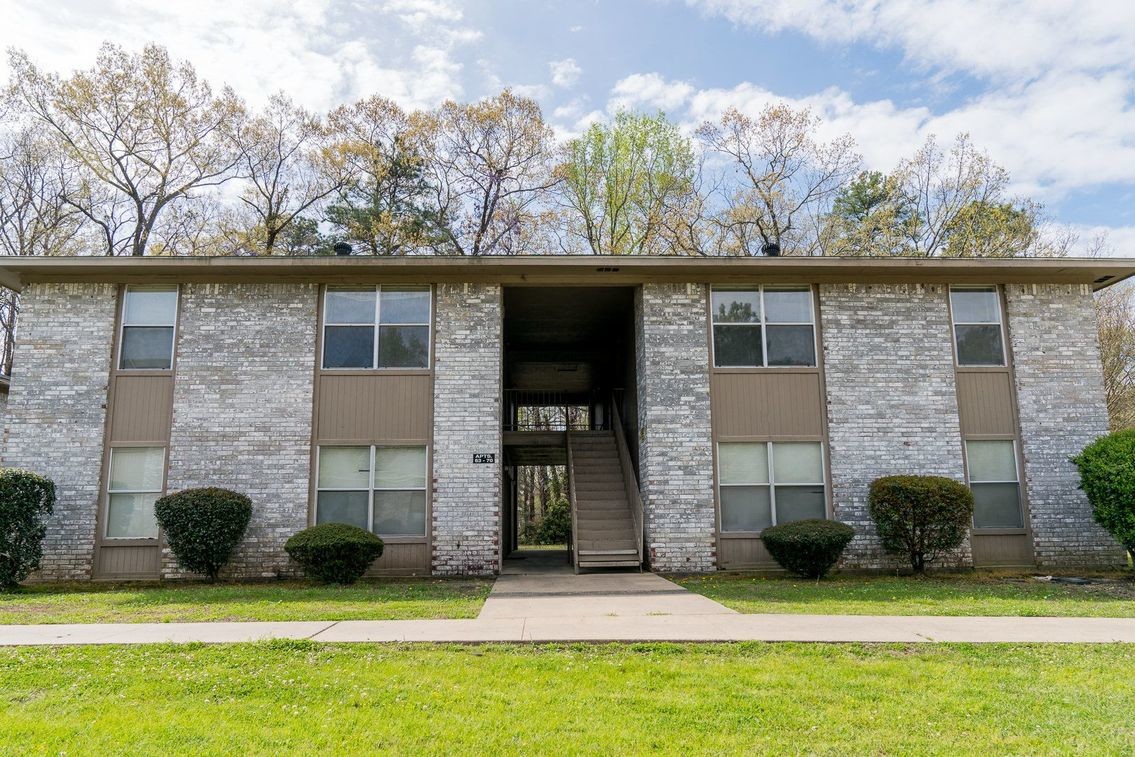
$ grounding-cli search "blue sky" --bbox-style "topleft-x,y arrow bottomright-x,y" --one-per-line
3,0 -> 1134,252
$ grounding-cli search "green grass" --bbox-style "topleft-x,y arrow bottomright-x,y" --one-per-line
1,642 -> 1132,753
676,572 -> 1135,617
0,579 -> 492,624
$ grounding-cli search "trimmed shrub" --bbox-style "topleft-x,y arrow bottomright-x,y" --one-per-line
1073,429 -> 1135,558
0,469 -> 56,590
868,475 -> 973,574
285,523 -> 384,584
154,487 -> 252,581
760,519 -> 855,579
536,498 -> 572,545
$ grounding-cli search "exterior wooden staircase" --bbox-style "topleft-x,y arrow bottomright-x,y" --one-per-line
567,429 -> 643,570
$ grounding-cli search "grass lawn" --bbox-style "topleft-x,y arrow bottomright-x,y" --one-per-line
675,572 -> 1135,617
1,642 -> 1132,753
0,579 -> 492,624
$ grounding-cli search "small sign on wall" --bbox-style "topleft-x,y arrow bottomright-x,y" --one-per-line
473,453 -> 496,464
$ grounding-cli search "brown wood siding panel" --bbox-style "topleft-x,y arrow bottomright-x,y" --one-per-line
718,537 -> 781,570
366,542 -> 430,574
108,375 -> 174,443
95,545 -> 161,577
956,371 -> 1016,436
711,372 -> 824,438
971,533 -> 1035,567
317,374 -> 431,442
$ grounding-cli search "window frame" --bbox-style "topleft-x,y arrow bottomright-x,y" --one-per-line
716,440 -> 828,534
103,445 -> 167,541
710,285 -> 818,369
948,285 -> 1007,368
320,285 -> 432,371
314,444 -> 430,538
964,437 -> 1025,531
117,285 -> 179,372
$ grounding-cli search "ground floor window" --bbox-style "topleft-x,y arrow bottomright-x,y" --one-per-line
105,446 -> 165,539
316,446 -> 428,537
717,441 -> 826,532
965,439 -> 1024,528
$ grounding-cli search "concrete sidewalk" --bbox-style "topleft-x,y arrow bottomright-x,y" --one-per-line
2,614 -> 1135,645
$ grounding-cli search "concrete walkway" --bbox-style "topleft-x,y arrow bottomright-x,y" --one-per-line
2,561 -> 1135,645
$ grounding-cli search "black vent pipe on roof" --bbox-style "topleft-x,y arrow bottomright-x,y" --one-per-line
333,241 -> 353,256
761,241 -> 781,257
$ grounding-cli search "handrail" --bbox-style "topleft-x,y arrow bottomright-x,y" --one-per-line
610,393 -> 644,568
565,420 -> 580,572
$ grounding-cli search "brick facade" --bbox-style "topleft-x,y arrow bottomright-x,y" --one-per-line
820,283 -> 970,570
635,284 -> 716,572
3,283 -> 117,580
431,283 -> 502,576
1005,284 -> 1125,567
166,283 -> 317,579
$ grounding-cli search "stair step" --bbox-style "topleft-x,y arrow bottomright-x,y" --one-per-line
578,540 -> 637,551
578,548 -> 639,556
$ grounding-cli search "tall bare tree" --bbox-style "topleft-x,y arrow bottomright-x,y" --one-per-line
698,105 -> 860,256
424,90 -> 558,255
1096,283 -> 1135,431
231,93 -> 339,255
7,43 -> 246,256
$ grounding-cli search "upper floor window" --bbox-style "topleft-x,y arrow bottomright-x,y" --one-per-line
950,286 -> 1005,366
717,441 -> 826,532
322,286 -> 431,370
965,439 -> 1023,529
711,287 -> 816,368
316,445 -> 428,537
119,286 -> 177,370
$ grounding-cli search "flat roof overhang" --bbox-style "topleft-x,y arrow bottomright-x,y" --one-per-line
0,254 -> 1132,292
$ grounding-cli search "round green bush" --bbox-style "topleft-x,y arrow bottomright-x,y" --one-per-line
868,475 -> 974,574
154,488 -> 252,581
284,523 -> 384,584
760,519 -> 855,578
536,498 -> 572,545
1073,429 -> 1135,557
0,469 -> 56,590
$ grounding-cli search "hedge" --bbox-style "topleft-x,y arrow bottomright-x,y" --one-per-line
0,469 -> 56,589
154,487 -> 253,581
285,523 -> 384,584
1073,429 -> 1135,557
760,519 -> 855,578
868,475 -> 973,574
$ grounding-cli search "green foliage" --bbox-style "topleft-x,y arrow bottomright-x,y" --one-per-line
284,523 -> 384,584
154,488 -> 252,581
943,200 -> 1039,258
0,469 -> 55,589
559,111 -> 698,255
868,475 -> 974,573
760,519 -> 855,579
1073,429 -> 1135,556
536,498 -> 572,544
827,170 -> 918,256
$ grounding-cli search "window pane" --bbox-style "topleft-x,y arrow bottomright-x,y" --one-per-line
106,492 -> 159,538
373,490 -> 427,536
955,324 -> 1005,365
718,443 -> 768,485
380,288 -> 430,324
318,447 -> 371,489
316,490 -> 370,530
972,482 -> 1024,528
765,325 -> 816,366
772,442 -> 823,484
374,447 -> 427,489
325,289 -> 376,324
951,288 -> 1000,323
109,447 -> 165,491
120,326 -> 174,370
378,325 -> 429,368
764,289 -> 813,323
774,486 -> 826,524
711,290 -> 760,323
123,288 -> 177,325
720,486 -> 772,532
967,440 -> 1017,482
713,325 -> 762,367
323,325 -> 375,368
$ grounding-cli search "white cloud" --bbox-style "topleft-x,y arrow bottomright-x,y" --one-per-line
549,58 -> 582,88
608,72 -> 695,112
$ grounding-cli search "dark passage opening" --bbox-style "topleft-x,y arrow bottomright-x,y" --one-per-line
500,286 -> 639,563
